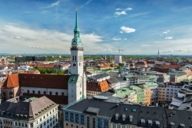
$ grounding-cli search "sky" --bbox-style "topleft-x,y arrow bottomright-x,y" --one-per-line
0,0 -> 192,55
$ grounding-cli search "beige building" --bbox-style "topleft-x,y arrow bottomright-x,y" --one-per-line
0,96 -> 58,128
158,83 -> 184,103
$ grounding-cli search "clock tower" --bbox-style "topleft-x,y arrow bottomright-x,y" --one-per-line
68,11 -> 86,104
69,11 -> 84,76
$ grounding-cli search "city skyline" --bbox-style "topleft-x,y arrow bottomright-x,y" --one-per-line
0,0 -> 192,55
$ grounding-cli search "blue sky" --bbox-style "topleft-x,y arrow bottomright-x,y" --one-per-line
0,0 -> 192,55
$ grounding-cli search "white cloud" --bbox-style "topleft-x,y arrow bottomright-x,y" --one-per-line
164,36 -> 173,40
43,0 -> 60,9
0,23 -> 117,54
163,30 -> 170,34
114,7 -> 132,16
115,8 -> 122,11
120,26 -> 136,33
112,37 -> 121,41
125,7 -> 133,11
115,11 -> 127,16
79,0 -> 94,10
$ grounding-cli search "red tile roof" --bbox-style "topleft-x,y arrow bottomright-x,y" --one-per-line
2,74 -> 19,88
19,74 -> 69,89
87,80 -> 109,92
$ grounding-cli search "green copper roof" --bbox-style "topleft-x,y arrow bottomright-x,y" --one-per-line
74,11 -> 79,32
72,11 -> 82,47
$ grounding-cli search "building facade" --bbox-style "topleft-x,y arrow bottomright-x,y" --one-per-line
63,98 -> 192,128
0,96 -> 58,128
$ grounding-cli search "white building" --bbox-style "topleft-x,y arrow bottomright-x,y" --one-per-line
0,96 -> 58,128
114,55 -> 122,64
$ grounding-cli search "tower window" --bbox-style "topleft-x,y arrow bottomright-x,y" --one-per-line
73,63 -> 76,66
75,56 -> 77,61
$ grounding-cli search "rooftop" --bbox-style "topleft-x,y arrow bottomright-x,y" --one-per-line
65,98 -> 192,128
0,96 -> 58,120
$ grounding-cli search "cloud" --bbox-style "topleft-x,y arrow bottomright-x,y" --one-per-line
114,7 -> 132,16
163,30 -> 170,34
115,8 -> 121,11
128,12 -> 150,18
0,23 -> 117,54
112,37 -> 121,41
115,11 -> 127,16
120,26 -> 136,33
164,36 -> 173,40
162,30 -> 173,40
125,7 -> 133,11
43,0 -> 60,9
79,0 -> 94,10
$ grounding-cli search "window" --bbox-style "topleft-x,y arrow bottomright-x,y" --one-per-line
87,117 -> 90,128
30,123 -> 33,128
27,90 -> 30,94
65,112 -> 69,121
32,90 -> 35,94
38,91 -> 41,94
93,118 -> 95,128
49,92 -> 52,95
70,113 -> 74,122
97,118 -> 109,128
75,113 -> 79,124
55,92 -> 58,95
44,91 -> 46,95
80,115 -> 84,125
75,56 -> 77,61
62,92 -> 64,96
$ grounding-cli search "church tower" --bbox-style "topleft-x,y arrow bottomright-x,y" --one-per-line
69,11 -> 84,75
68,11 -> 86,104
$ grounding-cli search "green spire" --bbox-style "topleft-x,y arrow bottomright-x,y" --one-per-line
74,11 -> 79,32
72,11 -> 82,47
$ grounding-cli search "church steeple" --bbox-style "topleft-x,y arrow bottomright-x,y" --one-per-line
74,11 -> 79,32
68,11 -> 86,104
72,11 -> 82,47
